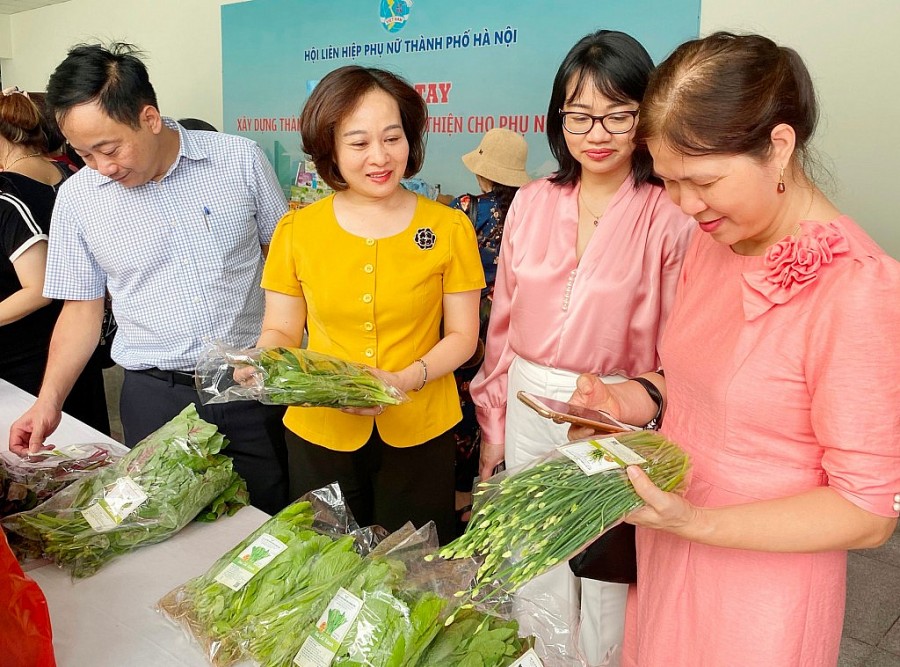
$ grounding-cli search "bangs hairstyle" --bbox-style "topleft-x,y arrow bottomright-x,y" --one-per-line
636,32 -> 818,165
300,65 -> 428,191
0,93 -> 47,152
46,42 -> 159,129
547,30 -> 657,187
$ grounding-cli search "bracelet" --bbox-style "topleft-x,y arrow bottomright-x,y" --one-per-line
630,376 -> 663,430
414,358 -> 428,391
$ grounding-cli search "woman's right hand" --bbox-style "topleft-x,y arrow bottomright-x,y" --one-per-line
233,364 -> 259,387
479,441 -> 505,483
567,373 -> 624,440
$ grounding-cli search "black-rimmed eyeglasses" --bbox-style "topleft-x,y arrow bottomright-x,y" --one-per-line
559,109 -> 639,135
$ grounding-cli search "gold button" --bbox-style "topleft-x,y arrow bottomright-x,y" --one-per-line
362,293 -> 373,303
365,348 -> 374,358
365,238 -> 375,246
364,264 -> 374,273
364,322 -> 374,331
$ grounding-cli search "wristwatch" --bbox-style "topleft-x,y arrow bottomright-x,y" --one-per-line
631,376 -> 663,430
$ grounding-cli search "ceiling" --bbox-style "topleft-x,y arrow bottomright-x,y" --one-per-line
0,0 -> 70,14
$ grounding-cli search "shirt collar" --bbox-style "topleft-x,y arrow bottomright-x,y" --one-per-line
92,116 -> 208,187
161,117 -> 210,178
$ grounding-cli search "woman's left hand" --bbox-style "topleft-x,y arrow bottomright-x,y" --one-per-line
338,367 -> 403,416
623,465 -> 699,536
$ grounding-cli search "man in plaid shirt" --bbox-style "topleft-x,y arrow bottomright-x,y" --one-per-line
9,43 -> 289,514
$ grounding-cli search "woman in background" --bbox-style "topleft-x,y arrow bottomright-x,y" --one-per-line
448,127 -> 529,532
0,87 -> 108,434
469,30 -> 693,665
568,32 -> 900,666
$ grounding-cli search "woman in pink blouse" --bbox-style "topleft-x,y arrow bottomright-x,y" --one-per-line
469,30 -> 692,665
569,33 -> 900,666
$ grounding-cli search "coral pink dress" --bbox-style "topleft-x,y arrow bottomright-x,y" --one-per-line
623,217 -> 900,667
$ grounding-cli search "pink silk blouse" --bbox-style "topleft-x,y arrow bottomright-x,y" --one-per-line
470,176 -> 694,443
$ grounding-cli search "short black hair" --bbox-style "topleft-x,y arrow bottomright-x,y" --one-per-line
547,30 -> 657,187
300,65 -> 427,191
46,42 -> 159,129
178,118 -> 218,132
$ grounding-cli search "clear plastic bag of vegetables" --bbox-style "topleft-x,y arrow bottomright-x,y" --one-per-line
0,443 -> 122,518
238,522 -> 480,667
195,341 -> 409,408
437,430 -> 690,603
156,482 -> 387,665
1,405 -> 248,578
417,604 -> 538,667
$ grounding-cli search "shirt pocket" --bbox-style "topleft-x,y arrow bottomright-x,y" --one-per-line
201,195 -> 260,272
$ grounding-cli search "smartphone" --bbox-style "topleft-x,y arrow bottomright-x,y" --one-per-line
516,391 -> 639,434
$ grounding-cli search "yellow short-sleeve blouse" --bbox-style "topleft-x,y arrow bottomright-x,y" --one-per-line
261,194 -> 485,451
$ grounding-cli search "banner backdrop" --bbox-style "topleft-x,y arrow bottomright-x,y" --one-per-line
222,0 -> 700,198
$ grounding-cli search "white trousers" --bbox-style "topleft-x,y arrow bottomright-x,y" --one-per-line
505,357 -> 628,667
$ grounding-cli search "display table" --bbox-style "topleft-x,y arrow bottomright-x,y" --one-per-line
1,379 -> 269,666
0,378 -> 127,456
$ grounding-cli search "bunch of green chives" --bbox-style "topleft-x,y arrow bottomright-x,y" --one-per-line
437,430 -> 689,601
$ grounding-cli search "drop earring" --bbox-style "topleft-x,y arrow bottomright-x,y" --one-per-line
777,166 -> 786,194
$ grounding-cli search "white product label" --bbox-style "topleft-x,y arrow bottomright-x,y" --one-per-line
82,476 -> 148,532
2,443 -> 103,469
591,436 -> 647,466
53,444 -> 92,459
293,587 -> 364,667
214,533 -> 289,591
511,648 -> 546,667
558,437 -> 646,476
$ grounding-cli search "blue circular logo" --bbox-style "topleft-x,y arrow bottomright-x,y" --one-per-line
380,0 -> 411,33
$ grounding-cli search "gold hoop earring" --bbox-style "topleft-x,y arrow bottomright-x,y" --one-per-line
777,166 -> 786,194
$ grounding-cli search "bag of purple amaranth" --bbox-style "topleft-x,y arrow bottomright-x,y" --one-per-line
0,444 -> 121,518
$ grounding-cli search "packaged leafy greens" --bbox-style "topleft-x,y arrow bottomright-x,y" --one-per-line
437,430 -> 690,603
158,484 -> 378,666
2,405 -> 248,578
239,522 -> 478,667
0,443 -> 120,518
417,606 -> 534,667
196,341 -> 409,408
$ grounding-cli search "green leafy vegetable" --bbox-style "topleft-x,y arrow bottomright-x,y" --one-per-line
158,499 -> 380,667
417,607 -> 532,667
2,405 -> 247,578
255,346 -> 407,407
242,553 -> 398,667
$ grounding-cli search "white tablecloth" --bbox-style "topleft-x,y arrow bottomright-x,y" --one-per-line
0,378 -> 127,456
1,379 -> 269,666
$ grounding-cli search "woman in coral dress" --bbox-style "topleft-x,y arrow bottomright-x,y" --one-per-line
569,33 -> 900,666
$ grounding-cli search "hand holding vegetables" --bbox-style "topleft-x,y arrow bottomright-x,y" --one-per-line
623,464 -> 698,535
197,343 -> 409,408
437,430 -> 690,601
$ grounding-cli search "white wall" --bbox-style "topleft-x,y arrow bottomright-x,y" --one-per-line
700,0 -> 900,257
0,15 -> 11,58
0,0 -> 245,131
1,0 -> 897,256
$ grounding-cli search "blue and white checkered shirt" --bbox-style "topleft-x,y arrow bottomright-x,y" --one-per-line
44,118 -> 288,371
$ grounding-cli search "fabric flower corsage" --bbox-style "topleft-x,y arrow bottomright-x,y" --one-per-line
742,221 -> 850,320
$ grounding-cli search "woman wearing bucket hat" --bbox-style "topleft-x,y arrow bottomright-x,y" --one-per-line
469,30 -> 693,665
448,128 -> 529,533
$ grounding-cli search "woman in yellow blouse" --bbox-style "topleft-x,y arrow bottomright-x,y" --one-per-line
255,65 -> 484,541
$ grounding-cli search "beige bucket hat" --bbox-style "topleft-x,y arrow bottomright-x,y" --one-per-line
461,128 -> 529,187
